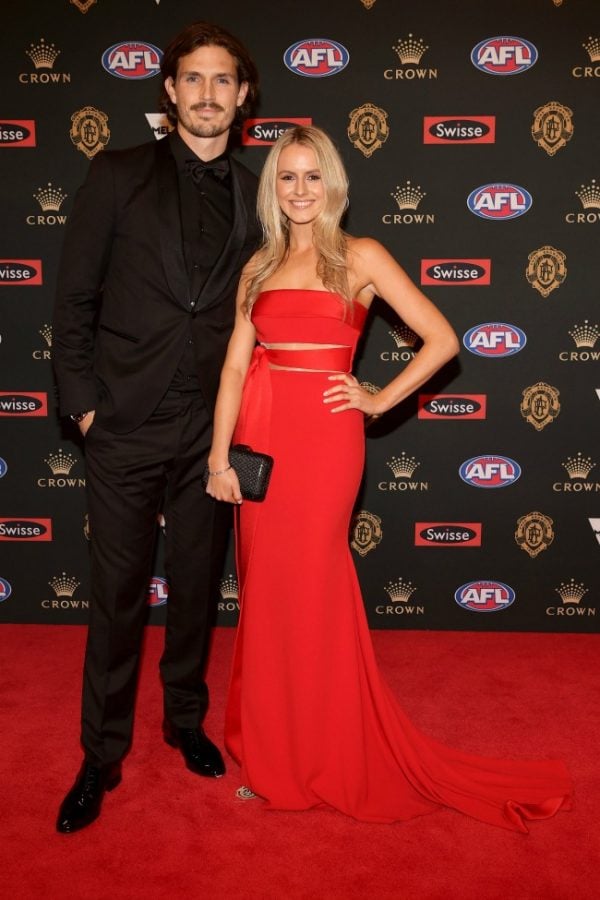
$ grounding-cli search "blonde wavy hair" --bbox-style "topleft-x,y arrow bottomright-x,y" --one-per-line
244,125 -> 350,312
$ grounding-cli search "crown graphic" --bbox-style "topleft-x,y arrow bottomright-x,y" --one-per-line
45,448 -> 77,475
568,320 -> 600,348
385,577 -> 417,603
219,574 -> 239,600
26,38 -> 60,69
562,452 -> 596,479
49,572 -> 80,597
391,181 -> 426,211
555,577 -> 588,605
392,34 -> 428,64
583,36 -> 600,62
33,183 -> 68,212
388,324 -> 418,348
387,451 -> 420,479
575,179 -> 600,209
39,323 -> 53,347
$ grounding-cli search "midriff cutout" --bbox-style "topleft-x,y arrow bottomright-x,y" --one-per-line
261,343 -> 352,373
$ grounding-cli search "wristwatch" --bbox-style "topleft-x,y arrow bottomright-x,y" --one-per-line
70,411 -> 90,424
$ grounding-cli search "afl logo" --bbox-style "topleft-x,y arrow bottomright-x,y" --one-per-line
471,37 -> 538,76
467,184 -> 532,220
102,42 -> 162,79
455,581 -> 516,612
0,577 -> 11,603
147,576 -> 168,606
463,323 -> 526,357
0,457 -> 7,478
283,39 -> 349,77
459,455 -> 521,488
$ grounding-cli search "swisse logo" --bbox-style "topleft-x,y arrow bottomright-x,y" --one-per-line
421,259 -> 491,285
283,39 -> 349,77
0,259 -> 42,285
242,118 -> 312,146
102,42 -> 162,79
0,576 -> 11,602
471,37 -> 538,75
463,323 -> 526,358
0,392 -> 48,416
459,455 -> 521,488
147,576 -> 168,606
418,394 -> 487,420
415,523 -> 482,547
0,518 -> 52,541
455,581 -> 516,612
467,184 -> 532,220
0,120 -> 36,146
423,116 -> 495,144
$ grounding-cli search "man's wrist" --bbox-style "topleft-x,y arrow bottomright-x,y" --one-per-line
70,411 -> 91,424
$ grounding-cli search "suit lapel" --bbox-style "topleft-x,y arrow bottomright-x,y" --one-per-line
156,136 -> 190,307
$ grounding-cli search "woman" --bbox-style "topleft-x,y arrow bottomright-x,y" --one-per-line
206,126 -> 571,829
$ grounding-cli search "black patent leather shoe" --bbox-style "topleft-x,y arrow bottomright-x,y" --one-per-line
56,760 -> 122,834
163,722 -> 225,778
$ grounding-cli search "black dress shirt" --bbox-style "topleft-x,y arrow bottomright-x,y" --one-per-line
169,131 -> 233,393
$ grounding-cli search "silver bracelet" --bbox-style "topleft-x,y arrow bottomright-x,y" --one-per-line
208,464 -> 233,477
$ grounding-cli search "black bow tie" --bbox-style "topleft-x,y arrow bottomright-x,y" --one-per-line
184,157 -> 230,184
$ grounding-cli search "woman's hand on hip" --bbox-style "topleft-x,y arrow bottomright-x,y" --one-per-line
323,374 -> 382,417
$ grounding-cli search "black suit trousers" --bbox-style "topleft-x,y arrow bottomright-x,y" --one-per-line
81,390 -> 228,766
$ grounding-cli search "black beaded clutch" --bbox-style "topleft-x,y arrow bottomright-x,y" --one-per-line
203,444 -> 274,502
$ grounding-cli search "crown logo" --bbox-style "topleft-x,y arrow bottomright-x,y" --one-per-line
388,324 -> 418,348
385,577 -> 417,603
562,452 -> 596,480
44,448 -> 77,475
555,578 -> 588,605
391,181 -> 426,211
26,38 -> 60,69
360,0 -> 377,7
39,323 -> 53,347
33,183 -> 68,212
387,452 -> 420,479
70,0 -> 97,12
49,572 -> 80,597
568,320 -> 600,348
219,574 -> 239,600
392,35 -> 428,65
575,179 -> 600,209
583,36 -> 600,62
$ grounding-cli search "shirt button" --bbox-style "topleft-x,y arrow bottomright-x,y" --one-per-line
190,300 -> 196,307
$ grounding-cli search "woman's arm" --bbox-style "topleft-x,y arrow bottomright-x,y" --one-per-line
324,238 -> 460,417
206,274 -> 257,503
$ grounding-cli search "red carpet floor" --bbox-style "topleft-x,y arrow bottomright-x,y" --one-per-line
1,625 -> 598,899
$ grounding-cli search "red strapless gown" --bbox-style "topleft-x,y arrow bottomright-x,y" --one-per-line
225,289 -> 572,830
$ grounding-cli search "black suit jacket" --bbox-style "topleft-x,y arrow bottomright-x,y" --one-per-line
53,135 -> 260,433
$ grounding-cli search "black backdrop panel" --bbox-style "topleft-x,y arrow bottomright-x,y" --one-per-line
1,0 -> 599,632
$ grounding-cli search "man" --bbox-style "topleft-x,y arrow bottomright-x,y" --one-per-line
53,22 -> 261,834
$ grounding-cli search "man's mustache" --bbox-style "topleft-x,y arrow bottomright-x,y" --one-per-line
190,102 -> 225,112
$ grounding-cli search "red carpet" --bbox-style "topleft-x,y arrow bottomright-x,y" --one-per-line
1,625 -> 598,899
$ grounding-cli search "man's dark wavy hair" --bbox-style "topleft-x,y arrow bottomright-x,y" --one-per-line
159,22 -> 259,128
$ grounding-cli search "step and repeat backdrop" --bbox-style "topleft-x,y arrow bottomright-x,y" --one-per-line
1,0 -> 599,632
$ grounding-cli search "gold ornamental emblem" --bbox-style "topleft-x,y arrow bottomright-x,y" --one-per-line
531,101 -> 574,156
351,510 -> 382,556
70,106 -> 110,159
348,103 -> 389,158
360,0 -> 377,7
515,511 -> 554,558
70,0 -> 97,12
526,246 -> 567,297
520,382 -> 561,431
